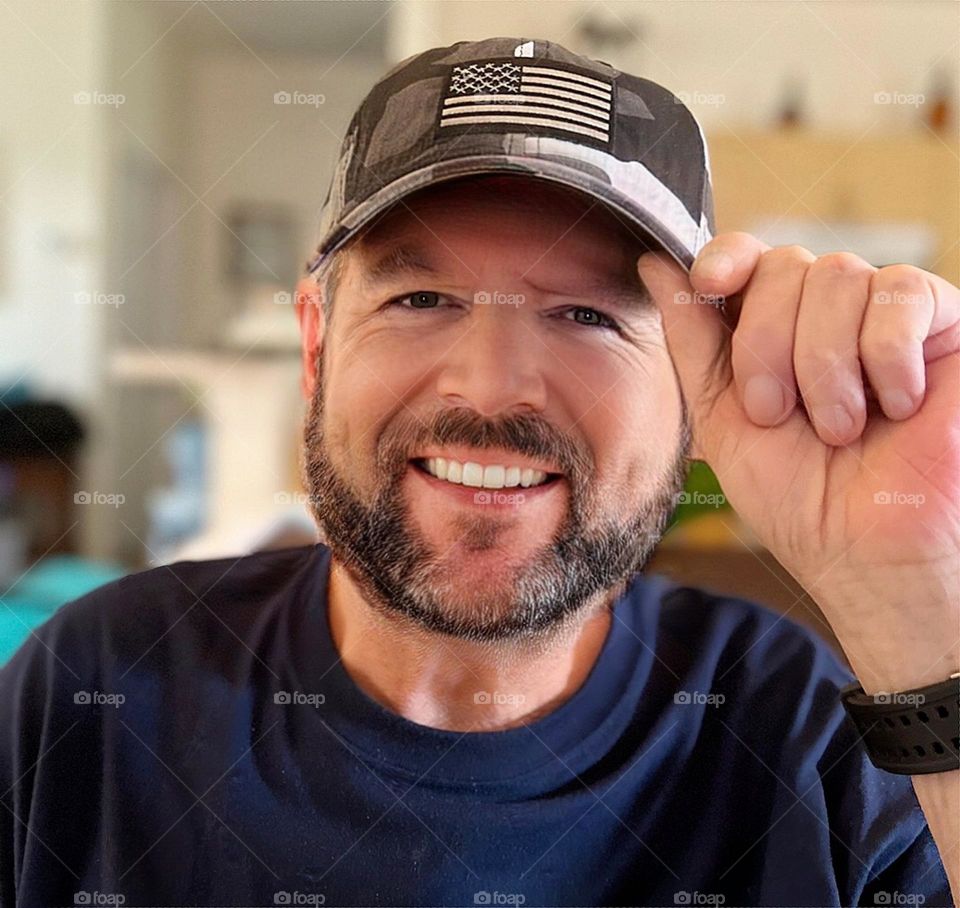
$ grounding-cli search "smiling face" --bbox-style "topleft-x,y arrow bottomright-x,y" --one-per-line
300,174 -> 691,642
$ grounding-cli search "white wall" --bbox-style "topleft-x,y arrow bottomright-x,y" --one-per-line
182,52 -> 383,347
0,0 -> 109,407
392,0 -> 959,133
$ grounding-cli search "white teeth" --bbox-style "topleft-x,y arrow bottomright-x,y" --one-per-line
461,462 -> 483,487
483,464 -> 505,489
419,457 -> 552,489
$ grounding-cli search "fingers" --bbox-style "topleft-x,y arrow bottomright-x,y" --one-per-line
637,250 -> 731,462
637,250 -> 727,399
860,266 -> 933,420
793,253 -> 876,444
690,231 -> 772,297
731,245 -> 815,426
658,231 -> 960,448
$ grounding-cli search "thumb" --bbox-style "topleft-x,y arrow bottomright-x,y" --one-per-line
637,249 -> 731,410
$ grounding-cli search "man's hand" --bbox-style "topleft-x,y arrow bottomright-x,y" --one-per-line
639,233 -> 960,904
637,233 -> 959,695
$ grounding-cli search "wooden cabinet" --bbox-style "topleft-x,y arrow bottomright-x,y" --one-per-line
707,129 -> 959,282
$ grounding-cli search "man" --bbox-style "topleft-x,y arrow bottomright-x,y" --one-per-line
1,36 -> 957,908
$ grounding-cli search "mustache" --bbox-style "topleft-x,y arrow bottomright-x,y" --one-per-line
376,407 -> 594,479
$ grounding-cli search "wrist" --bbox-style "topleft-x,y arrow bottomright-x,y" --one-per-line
806,575 -> 959,694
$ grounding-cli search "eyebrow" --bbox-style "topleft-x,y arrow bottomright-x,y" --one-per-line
361,245 -> 442,291
565,273 -> 653,310
361,243 -> 652,308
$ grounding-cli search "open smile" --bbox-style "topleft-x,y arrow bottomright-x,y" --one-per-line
408,458 -> 564,506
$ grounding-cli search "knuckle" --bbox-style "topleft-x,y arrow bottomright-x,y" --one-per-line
871,265 -> 929,303
732,323 -> 787,362
810,251 -> 871,278
766,244 -> 815,264
794,346 -> 849,380
722,230 -> 761,247
860,331 -> 907,363
696,230 -> 759,262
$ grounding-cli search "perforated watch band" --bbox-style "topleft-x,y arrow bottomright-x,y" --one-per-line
840,671 -> 960,775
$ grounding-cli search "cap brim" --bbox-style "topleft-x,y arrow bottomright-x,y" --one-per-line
309,155 -> 702,275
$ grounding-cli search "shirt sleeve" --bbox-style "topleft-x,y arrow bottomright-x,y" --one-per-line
0,593 -> 104,906
808,655 -> 954,907
718,595 -> 955,908
0,618 -> 52,905
857,822 -> 954,908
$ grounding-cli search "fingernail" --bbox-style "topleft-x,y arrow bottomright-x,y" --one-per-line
693,251 -> 734,282
813,404 -> 854,441
743,374 -> 786,424
880,389 -> 915,420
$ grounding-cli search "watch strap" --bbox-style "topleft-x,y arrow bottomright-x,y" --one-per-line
840,671 -> 960,775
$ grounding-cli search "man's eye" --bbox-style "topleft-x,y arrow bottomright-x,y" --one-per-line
562,306 -> 620,331
389,291 -> 442,309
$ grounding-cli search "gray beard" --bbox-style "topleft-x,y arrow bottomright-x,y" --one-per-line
301,350 -> 691,644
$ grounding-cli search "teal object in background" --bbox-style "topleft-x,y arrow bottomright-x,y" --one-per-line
0,555 -> 128,666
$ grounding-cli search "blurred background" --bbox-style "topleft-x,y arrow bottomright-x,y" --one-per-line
1,0 -> 957,663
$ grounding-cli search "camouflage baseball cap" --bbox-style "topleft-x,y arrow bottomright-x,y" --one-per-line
306,36 -> 715,275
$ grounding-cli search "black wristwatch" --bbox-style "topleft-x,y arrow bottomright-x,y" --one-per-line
840,671 -> 960,775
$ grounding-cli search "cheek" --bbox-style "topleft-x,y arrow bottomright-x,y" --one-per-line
322,339 -> 425,462
569,348 -> 683,494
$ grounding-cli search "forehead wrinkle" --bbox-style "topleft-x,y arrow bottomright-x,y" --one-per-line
356,211 -> 652,310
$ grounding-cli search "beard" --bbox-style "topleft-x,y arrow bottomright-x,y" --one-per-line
301,348 -> 692,644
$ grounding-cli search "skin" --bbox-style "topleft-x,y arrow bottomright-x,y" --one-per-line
296,176 -> 960,898
294,174 -> 691,732
640,238 -> 959,902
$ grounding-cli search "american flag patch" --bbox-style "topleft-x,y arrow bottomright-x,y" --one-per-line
440,62 -> 613,144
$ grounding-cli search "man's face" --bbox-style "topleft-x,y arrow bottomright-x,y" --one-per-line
301,175 -> 690,642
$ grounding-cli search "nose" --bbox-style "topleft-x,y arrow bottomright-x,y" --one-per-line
435,304 -> 548,417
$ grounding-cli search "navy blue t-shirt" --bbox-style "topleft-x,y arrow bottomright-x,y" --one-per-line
0,543 -> 951,907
